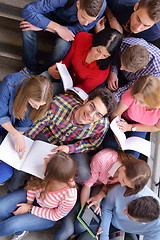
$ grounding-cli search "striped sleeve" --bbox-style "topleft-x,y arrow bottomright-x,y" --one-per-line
31,188 -> 77,221
27,190 -> 37,202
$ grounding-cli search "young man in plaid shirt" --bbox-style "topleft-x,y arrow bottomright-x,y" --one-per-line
9,88 -> 117,191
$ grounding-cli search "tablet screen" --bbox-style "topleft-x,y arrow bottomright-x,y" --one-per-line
77,203 -> 101,237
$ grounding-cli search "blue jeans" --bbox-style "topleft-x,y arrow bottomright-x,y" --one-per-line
103,127 -> 147,158
41,71 -> 64,95
0,127 -> 13,184
0,189 -> 55,236
22,30 -> 71,74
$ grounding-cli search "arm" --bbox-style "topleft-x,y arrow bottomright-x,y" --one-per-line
31,190 -> 77,221
80,185 -> 91,206
68,120 -> 109,153
105,7 -> 123,34
24,105 -> 52,139
117,118 -> 160,133
1,122 -> 25,159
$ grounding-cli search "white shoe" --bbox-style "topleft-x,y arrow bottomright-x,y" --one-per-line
11,231 -> 29,240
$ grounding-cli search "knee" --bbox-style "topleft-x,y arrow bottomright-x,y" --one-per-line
0,163 -> 13,184
75,169 -> 90,183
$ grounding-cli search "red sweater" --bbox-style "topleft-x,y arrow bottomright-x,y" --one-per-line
55,32 -> 110,93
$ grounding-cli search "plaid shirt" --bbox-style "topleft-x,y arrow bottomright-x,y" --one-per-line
25,94 -> 109,153
111,37 -> 160,102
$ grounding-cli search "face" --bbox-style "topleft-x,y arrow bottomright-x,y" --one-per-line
77,1 -> 97,26
117,166 -> 134,189
28,98 -> 46,110
133,93 -> 147,107
130,4 -> 155,34
90,46 -> 111,61
75,97 -> 108,125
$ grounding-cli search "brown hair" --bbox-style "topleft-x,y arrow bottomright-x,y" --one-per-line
88,88 -> 117,117
26,151 -> 77,197
138,0 -> 160,22
121,45 -> 149,73
128,196 -> 160,222
131,75 -> 160,108
116,149 -> 151,196
13,75 -> 53,122
79,0 -> 104,17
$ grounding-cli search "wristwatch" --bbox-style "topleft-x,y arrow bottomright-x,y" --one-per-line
131,125 -> 137,132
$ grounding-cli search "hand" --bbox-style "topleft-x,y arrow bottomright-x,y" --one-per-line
87,194 -> 103,216
14,132 -> 26,159
96,227 -> 103,239
108,17 -> 123,34
13,203 -> 32,215
117,118 -> 131,132
53,145 -> 70,154
48,65 -> 61,79
95,16 -> 106,33
55,25 -> 75,41
107,72 -> 119,91
20,20 -> 43,31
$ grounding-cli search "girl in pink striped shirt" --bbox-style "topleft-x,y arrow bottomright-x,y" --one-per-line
0,151 -> 77,240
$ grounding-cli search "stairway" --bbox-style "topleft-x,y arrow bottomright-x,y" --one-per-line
0,0 -> 53,79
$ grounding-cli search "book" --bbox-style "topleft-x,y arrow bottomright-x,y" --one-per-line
56,62 -> 88,101
110,116 -> 151,157
0,133 -> 57,179
77,203 -> 101,238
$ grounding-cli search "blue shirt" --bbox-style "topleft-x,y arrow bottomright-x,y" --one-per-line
22,0 -> 106,34
100,185 -> 160,240
107,0 -> 160,42
0,73 -> 33,132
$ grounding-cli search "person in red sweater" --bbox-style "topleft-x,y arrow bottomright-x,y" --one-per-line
48,28 -> 122,93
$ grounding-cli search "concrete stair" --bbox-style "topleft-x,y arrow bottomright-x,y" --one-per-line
0,0 -> 53,79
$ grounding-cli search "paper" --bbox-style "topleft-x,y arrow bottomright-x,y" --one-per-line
0,134 -> 57,179
56,63 -> 88,100
110,117 -> 151,157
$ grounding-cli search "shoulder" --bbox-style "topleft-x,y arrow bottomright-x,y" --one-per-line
74,32 -> 93,46
121,89 -> 133,102
51,93 -> 81,107
2,72 -> 29,87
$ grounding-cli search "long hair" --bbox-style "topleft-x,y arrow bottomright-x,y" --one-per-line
92,28 -> 122,69
26,151 -> 77,198
13,75 -> 53,122
115,149 -> 151,196
131,75 -> 160,108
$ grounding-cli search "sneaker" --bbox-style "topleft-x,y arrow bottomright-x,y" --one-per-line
12,231 -> 29,240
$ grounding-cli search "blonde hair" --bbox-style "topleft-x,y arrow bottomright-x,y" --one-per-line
121,45 -> 149,73
13,75 -> 53,122
131,75 -> 160,108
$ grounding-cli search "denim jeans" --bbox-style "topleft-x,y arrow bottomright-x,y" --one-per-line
102,127 -> 147,158
41,71 -> 64,95
22,30 -> 71,74
0,189 -> 55,236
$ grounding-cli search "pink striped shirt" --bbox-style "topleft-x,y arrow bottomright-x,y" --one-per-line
27,186 -> 77,221
84,148 -> 121,187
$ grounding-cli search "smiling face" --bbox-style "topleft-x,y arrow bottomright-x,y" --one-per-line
76,1 -> 97,26
28,98 -> 46,110
89,46 -> 111,61
117,166 -> 134,189
74,97 -> 108,125
130,3 -> 155,33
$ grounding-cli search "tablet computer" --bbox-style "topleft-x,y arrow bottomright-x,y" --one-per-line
77,203 -> 101,238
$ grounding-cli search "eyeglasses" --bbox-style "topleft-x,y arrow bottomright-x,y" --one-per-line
88,102 -> 104,120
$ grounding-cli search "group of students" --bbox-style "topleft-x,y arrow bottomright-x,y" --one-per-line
0,0 -> 160,239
